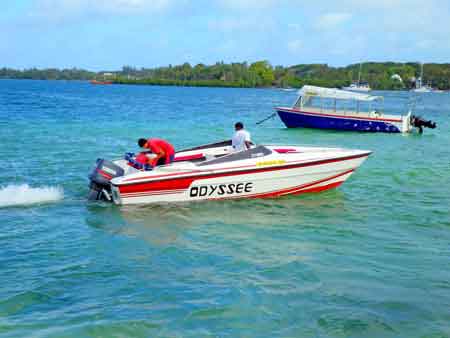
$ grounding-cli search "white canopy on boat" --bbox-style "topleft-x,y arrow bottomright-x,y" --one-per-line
298,85 -> 382,101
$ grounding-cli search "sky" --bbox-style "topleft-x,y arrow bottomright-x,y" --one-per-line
1,0 -> 449,70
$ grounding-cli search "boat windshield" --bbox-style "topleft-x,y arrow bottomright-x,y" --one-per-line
198,145 -> 272,166
178,140 -> 231,153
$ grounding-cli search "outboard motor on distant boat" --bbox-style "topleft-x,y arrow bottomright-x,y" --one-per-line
88,159 -> 124,201
411,115 -> 437,133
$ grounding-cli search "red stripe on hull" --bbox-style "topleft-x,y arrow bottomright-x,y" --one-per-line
247,181 -> 343,199
203,178 -> 347,202
286,180 -> 343,195
121,189 -> 186,197
239,169 -> 352,199
117,153 -> 369,194
119,169 -> 353,204
273,148 -> 298,153
118,177 -> 194,194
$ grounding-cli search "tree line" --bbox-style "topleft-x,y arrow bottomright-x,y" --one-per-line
0,67 -> 95,80
1,61 -> 449,90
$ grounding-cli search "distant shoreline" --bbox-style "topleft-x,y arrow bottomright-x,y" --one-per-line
1,78 -> 447,92
0,78 -> 291,90
2,61 -> 450,90
113,78 -> 258,88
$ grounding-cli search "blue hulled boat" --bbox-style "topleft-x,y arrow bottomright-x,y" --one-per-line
275,86 -> 435,133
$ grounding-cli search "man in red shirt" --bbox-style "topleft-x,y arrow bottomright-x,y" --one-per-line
137,138 -> 175,167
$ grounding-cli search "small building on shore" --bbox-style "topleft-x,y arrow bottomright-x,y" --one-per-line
391,74 -> 403,82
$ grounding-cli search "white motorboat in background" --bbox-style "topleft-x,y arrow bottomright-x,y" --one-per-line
342,62 -> 372,92
342,82 -> 371,92
88,140 -> 372,205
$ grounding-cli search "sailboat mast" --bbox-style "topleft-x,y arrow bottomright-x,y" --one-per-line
416,62 -> 424,88
358,62 -> 362,85
420,63 -> 424,86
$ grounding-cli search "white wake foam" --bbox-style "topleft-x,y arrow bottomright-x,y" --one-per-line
0,184 -> 64,207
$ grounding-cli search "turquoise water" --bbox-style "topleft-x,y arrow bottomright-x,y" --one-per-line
1,79 -> 449,337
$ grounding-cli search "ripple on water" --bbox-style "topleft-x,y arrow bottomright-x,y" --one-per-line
1,82 -> 450,337
0,291 -> 51,317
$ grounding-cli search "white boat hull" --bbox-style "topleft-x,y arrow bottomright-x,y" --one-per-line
411,87 -> 432,93
109,147 -> 370,205
342,86 -> 371,92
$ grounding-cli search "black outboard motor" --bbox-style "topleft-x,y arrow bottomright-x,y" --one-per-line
88,159 -> 124,201
411,115 -> 436,134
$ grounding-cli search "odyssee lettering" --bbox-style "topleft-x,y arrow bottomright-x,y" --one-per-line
189,182 -> 253,198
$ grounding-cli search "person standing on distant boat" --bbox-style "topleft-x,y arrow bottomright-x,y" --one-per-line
137,138 -> 175,167
232,122 -> 253,152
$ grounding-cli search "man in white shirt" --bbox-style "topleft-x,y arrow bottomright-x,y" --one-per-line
232,122 -> 253,152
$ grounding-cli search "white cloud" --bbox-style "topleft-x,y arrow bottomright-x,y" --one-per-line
218,0 -> 276,10
208,16 -> 276,35
328,36 -> 365,56
288,23 -> 302,32
215,39 -> 238,53
98,0 -> 173,13
208,18 -> 244,32
310,0 -> 450,35
416,39 -> 437,49
342,0 -> 423,10
28,0 -> 176,22
315,12 -> 352,29
287,39 -> 302,54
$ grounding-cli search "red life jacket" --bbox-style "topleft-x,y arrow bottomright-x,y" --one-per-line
135,153 -> 148,165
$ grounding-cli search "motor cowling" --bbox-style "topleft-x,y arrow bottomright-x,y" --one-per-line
411,115 -> 436,133
88,159 -> 124,201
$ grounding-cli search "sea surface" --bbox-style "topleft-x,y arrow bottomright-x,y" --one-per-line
0,79 -> 449,338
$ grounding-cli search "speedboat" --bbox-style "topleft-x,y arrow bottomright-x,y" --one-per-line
88,140 -> 371,205
276,85 -> 436,133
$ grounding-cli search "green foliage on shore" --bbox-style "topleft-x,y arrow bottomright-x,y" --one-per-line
0,67 -> 95,80
1,62 -> 450,90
